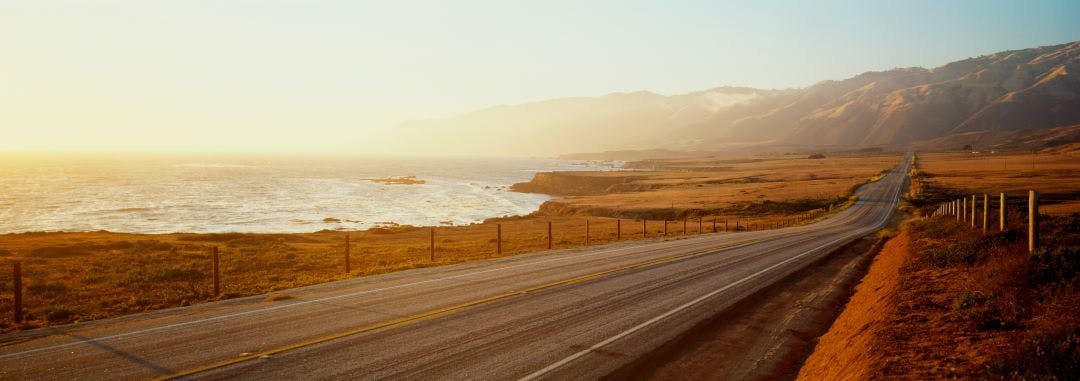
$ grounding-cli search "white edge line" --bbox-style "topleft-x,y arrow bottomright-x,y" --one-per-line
2,156 -> 908,361
0,226 -> 742,359
519,157 -> 906,380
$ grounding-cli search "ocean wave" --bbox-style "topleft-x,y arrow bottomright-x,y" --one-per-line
0,155 -> 594,234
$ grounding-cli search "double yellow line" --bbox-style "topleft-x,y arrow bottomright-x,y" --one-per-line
157,236 -> 770,380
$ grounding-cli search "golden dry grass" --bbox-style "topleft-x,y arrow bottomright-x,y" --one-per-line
917,151 -> 1080,215
530,153 -> 902,216
0,152 -> 901,332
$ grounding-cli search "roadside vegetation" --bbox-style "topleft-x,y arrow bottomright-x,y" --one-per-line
800,149 -> 1080,379
0,152 -> 900,333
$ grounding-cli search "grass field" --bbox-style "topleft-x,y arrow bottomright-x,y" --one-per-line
0,152 -> 901,332
519,153 -> 902,219
800,149 -> 1080,379
914,151 -> 1080,215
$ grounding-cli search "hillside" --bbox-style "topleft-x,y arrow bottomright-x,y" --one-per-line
396,87 -> 796,156
395,40 -> 1080,155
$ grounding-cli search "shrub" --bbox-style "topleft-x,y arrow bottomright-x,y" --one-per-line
991,323 -> 1080,379
28,246 -> 89,258
953,291 -> 988,310
132,240 -> 173,253
27,281 -> 68,296
92,241 -> 135,250
149,267 -> 204,283
1029,246 -> 1080,288
41,305 -> 75,322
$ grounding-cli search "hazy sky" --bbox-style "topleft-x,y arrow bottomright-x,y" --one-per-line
2,0 -> 1078,153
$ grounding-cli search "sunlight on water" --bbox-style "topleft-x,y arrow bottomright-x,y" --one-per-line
0,153 -> 618,233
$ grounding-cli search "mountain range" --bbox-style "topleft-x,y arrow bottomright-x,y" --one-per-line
396,40 -> 1080,156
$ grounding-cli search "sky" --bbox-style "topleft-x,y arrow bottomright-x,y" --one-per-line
2,0 -> 1078,154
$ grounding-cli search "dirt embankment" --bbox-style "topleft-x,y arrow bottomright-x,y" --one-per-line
798,214 -> 1080,379
796,229 -> 910,380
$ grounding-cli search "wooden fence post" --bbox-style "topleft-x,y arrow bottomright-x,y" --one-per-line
982,194 -> 988,233
971,195 -> 977,228
585,220 -> 589,246
617,219 -> 621,240
642,219 -> 647,238
497,223 -> 502,255
1029,190 -> 1039,253
962,198 -> 967,223
212,246 -> 220,297
664,220 -> 668,236
698,218 -> 702,234
547,221 -> 553,250
345,234 -> 351,274
999,193 -> 1006,231
13,262 -> 21,324
430,228 -> 435,261
712,218 -> 717,233
682,218 -> 687,235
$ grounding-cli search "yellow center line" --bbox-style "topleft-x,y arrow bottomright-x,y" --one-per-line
157,235 -> 779,380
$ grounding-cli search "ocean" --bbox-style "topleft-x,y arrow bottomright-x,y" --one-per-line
0,153 -> 617,234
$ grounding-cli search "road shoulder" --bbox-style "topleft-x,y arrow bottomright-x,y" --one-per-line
603,223 -> 893,380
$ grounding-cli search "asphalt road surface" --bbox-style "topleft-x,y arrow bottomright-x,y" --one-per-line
0,154 -> 909,380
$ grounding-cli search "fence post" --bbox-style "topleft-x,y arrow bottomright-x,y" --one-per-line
962,198 -> 967,223
13,262 -> 21,324
712,218 -> 717,233
735,221 -> 739,231
585,220 -> 589,246
497,224 -> 502,255
971,195 -> 976,228
642,219 -> 647,238
213,246 -> 220,297
617,219 -> 621,240
698,218 -> 702,234
664,220 -> 668,236
547,221 -> 552,250
1029,190 -> 1039,253
725,220 -> 729,232
345,234 -> 351,274
683,218 -> 687,235
430,228 -> 435,261
999,193 -> 1007,232
982,194 -> 988,233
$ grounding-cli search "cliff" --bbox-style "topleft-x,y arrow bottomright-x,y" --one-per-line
510,172 -> 649,196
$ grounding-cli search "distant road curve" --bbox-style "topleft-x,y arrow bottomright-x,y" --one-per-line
0,154 -> 909,380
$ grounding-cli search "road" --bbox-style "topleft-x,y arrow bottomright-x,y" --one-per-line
0,154 -> 909,380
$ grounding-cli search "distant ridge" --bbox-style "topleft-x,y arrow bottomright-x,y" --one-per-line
397,40 -> 1080,155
